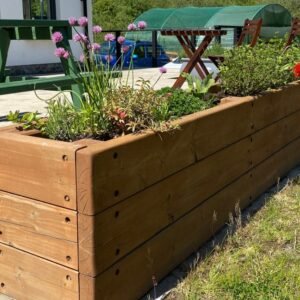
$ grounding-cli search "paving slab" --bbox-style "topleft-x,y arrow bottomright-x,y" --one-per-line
0,68 -> 182,128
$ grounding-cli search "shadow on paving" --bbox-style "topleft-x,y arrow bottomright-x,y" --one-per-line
142,165 -> 300,300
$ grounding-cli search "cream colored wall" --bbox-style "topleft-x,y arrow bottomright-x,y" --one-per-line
0,0 -> 91,66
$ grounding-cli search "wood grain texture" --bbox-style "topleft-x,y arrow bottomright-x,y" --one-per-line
78,137 -> 252,276
0,191 -> 77,241
0,191 -> 78,268
0,221 -> 78,270
251,137 -> 300,200
79,136 -> 300,300
76,97 -> 253,215
251,109 -> 300,166
0,244 -> 79,300
0,133 -> 85,209
79,172 -> 253,300
252,81 -> 300,130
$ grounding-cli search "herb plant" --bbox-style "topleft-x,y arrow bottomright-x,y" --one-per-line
220,39 -> 300,96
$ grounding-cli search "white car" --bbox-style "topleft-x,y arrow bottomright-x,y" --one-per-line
163,57 -> 219,79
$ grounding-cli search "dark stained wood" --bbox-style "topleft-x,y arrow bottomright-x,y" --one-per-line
78,137 -> 252,275
79,172 -> 253,300
78,101 -> 300,276
236,18 -> 263,47
285,18 -> 300,48
160,29 -> 226,88
251,109 -> 300,165
78,136 -> 300,300
252,82 -> 300,130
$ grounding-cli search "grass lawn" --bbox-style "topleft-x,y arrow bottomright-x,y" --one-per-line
166,176 -> 300,300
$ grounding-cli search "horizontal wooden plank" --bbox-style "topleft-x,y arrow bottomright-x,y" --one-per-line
76,98 -> 253,215
0,221 -> 78,270
0,191 -> 77,241
0,244 -> 79,300
79,136 -> 300,300
0,191 -> 78,269
252,82 -> 300,130
251,137 -> 300,200
0,133 -> 85,209
251,109 -> 300,166
78,137 -> 252,276
79,171 -> 253,300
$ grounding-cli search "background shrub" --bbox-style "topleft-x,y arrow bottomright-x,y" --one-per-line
219,39 -> 300,96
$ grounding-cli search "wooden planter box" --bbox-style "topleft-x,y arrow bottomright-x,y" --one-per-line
1,82 -> 300,299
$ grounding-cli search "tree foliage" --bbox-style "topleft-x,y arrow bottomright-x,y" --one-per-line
92,0 -> 299,30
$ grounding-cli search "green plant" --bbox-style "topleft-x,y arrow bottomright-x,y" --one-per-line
8,17 -> 215,141
7,111 -> 45,131
203,42 -> 226,58
157,87 -> 215,118
219,39 -> 300,96
182,73 -> 215,97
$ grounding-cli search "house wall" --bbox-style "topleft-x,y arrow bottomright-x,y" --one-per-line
0,0 -> 91,68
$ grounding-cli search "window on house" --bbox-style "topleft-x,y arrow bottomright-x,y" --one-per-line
23,0 -> 56,20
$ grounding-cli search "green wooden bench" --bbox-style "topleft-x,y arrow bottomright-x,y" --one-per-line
0,19 -> 84,108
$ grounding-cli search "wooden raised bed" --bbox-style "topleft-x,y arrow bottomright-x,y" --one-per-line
0,82 -> 300,299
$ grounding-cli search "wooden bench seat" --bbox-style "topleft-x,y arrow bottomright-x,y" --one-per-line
0,20 -> 83,107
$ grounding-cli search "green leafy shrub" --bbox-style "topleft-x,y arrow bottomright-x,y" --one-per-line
220,39 -> 300,96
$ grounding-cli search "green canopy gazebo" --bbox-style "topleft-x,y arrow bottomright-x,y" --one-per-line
126,4 -> 292,51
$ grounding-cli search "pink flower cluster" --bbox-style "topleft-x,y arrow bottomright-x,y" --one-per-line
92,25 -> 102,34
127,21 -> 147,31
54,47 -> 70,59
104,33 -> 115,42
73,33 -> 88,43
78,17 -> 88,27
117,36 -> 126,45
51,32 -> 63,43
68,16 -> 88,27
91,43 -> 101,51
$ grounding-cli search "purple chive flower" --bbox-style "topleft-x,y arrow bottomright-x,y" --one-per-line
73,33 -> 88,43
122,45 -> 130,53
105,55 -> 113,62
159,66 -> 167,74
63,51 -> 70,59
79,54 -> 86,63
91,43 -> 101,51
137,21 -> 147,30
68,17 -> 77,26
92,25 -> 102,34
104,33 -> 115,42
54,47 -> 66,58
127,23 -> 137,31
51,31 -> 63,43
78,16 -> 88,27
117,36 -> 126,44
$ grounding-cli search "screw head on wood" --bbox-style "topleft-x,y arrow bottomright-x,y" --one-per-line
64,195 -> 70,202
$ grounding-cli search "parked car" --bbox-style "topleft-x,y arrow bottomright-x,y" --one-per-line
163,57 -> 220,79
95,40 -> 170,68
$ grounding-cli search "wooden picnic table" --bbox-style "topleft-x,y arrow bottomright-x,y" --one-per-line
161,29 -> 227,88
0,19 -> 83,107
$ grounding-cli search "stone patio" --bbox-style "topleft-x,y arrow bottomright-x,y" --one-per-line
0,68 -> 182,127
